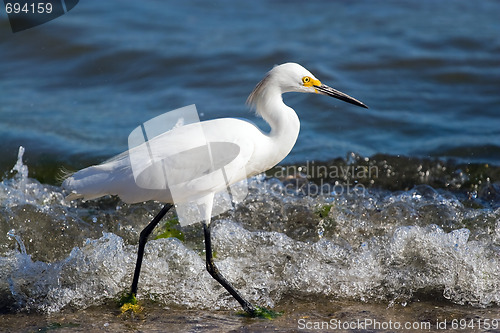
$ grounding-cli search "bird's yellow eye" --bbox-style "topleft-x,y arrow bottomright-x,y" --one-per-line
302,76 -> 319,88
302,76 -> 321,90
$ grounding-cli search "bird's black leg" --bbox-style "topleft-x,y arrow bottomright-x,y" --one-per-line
203,222 -> 256,316
130,203 -> 174,297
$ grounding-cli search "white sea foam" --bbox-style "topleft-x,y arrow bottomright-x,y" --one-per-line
0,147 -> 499,313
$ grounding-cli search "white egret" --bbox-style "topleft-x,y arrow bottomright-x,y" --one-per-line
63,63 -> 367,316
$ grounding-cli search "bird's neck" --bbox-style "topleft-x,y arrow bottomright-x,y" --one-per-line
256,87 -> 300,165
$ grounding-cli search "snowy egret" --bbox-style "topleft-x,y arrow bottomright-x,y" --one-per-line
63,63 -> 367,316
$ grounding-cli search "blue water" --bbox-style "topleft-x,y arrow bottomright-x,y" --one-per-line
1,0 -> 499,171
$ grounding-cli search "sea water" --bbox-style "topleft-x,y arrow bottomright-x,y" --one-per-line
0,0 -> 499,330
1,147 -> 499,314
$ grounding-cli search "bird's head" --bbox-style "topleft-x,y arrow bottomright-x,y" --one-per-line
248,63 -> 368,109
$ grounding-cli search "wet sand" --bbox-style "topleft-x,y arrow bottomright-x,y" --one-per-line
2,298 -> 499,332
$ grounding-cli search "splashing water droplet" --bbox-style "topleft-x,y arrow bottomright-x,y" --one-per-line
7,229 -> 27,255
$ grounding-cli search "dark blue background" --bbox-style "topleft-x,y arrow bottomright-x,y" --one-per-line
1,0 -> 499,169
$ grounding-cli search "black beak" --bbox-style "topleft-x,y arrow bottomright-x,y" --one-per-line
314,84 -> 368,108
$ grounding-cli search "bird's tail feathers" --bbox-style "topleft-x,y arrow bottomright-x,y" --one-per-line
57,166 -> 75,185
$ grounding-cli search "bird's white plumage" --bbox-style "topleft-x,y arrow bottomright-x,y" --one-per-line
63,63 -> 366,225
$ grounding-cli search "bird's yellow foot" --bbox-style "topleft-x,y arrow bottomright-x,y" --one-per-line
120,302 -> 143,314
239,306 -> 282,319
119,293 -> 143,314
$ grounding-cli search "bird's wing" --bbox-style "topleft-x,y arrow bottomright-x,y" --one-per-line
126,119 -> 254,190
63,118 -> 258,204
